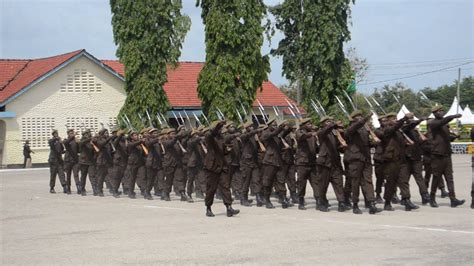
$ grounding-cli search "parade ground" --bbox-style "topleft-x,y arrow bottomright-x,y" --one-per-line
1,155 -> 473,265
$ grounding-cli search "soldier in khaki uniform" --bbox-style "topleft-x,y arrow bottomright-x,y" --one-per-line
427,106 -> 464,208
344,111 -> 382,214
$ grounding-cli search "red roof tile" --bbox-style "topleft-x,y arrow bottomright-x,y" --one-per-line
102,60 -> 297,109
0,50 -> 83,104
1,50 -> 298,110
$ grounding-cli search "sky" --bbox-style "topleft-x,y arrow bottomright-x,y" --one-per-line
1,0 -> 473,95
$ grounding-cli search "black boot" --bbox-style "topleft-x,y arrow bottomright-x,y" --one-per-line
298,197 -> 306,210
471,199 -> 474,209
76,184 -> 82,195
290,192 -> 298,204
278,193 -> 289,209
62,185 -> 68,194
128,191 -> 136,199
240,194 -> 252,207
429,194 -> 438,208
123,188 -> 129,196
391,195 -> 401,204
98,189 -> 104,197
265,196 -> 275,209
93,186 -> 99,196
375,193 -> 384,204
164,192 -> 171,201
344,192 -> 351,207
50,187 -> 56,193
404,199 -> 419,211
384,200 -> 394,211
256,193 -> 265,207
226,204 -> 240,217
319,202 -> 329,212
368,201 -> 382,214
353,203 -> 362,214
440,188 -> 449,198
421,192 -> 430,205
180,192 -> 188,202
400,199 -> 406,206
206,206 -> 215,217
154,190 -> 162,197
187,193 -> 194,203
364,199 -> 370,209
144,192 -> 153,200
450,198 -> 465,208
196,190 -> 204,199
113,190 -> 120,198
338,202 -> 348,212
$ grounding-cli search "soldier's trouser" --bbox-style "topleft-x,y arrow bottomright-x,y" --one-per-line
347,161 -> 375,203
383,160 -> 405,201
285,164 -> 296,193
262,164 -> 284,198
230,165 -> 241,195
146,167 -> 157,194
240,164 -> 260,196
318,166 -> 344,204
277,163 -> 293,194
153,169 -> 165,193
175,165 -> 188,193
111,164 -> 126,191
64,161 -> 80,187
49,162 -> 66,188
204,169 -> 232,207
296,165 -> 316,198
374,160 -> 385,195
407,159 -> 428,195
79,164 -> 96,191
96,165 -> 109,191
164,166 -> 185,194
125,164 -> 141,194
136,166 -> 146,191
424,159 -> 446,190
343,162 -> 352,196
186,167 -> 198,195
431,155 -> 456,199
196,169 -> 207,194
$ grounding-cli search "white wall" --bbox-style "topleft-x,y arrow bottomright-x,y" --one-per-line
2,56 -> 125,166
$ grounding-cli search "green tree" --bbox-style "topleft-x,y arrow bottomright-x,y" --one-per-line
270,0 -> 354,119
196,0 -> 270,122
421,76 -> 474,111
110,0 -> 190,129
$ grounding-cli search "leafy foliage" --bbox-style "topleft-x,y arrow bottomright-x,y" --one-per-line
110,0 -> 190,129
196,0 -> 270,122
270,0 -> 354,119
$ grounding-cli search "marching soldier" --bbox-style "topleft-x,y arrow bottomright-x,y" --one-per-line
421,132 -> 449,198
48,130 -> 67,193
427,106 -> 464,207
238,122 -> 261,206
63,129 -> 80,194
186,127 -> 204,202
144,128 -> 161,200
110,129 -> 128,197
125,130 -> 145,199
375,113 -> 418,211
316,116 -> 349,212
295,118 -> 319,210
79,129 -> 97,196
278,120 -> 298,204
93,128 -> 113,197
344,111 -> 382,214
261,119 -> 290,209
161,128 -> 188,201
203,120 -> 240,217
402,113 -> 431,204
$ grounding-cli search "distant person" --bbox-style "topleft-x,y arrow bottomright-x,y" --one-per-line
23,140 -> 34,168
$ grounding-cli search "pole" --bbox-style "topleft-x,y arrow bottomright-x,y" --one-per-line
457,68 -> 461,114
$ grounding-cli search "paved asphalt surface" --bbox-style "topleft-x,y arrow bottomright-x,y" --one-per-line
1,154 -> 473,265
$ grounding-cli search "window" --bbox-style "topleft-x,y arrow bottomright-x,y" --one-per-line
60,69 -> 103,93
65,117 -> 99,134
21,117 -> 55,148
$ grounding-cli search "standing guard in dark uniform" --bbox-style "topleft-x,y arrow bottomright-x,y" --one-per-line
344,111 -> 382,214
79,129 -> 96,196
48,130 -> 67,193
93,128 -> 113,197
261,119 -> 290,209
203,120 -> 240,217
427,106 -> 464,207
23,140 -> 34,168
63,129 -> 80,194
402,113 -> 431,204
317,117 -> 349,212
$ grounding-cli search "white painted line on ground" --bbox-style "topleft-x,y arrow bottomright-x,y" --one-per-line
0,168 -> 48,173
143,205 -> 193,211
325,219 -> 474,235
